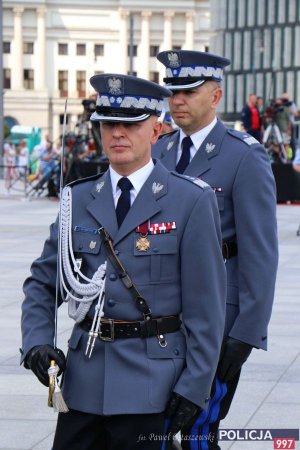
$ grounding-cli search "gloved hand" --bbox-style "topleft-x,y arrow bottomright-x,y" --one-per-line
166,392 -> 201,436
218,337 -> 253,382
25,345 -> 66,387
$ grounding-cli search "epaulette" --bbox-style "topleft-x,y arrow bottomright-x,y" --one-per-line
66,172 -> 104,188
158,129 -> 177,140
227,129 -> 260,146
171,171 -> 211,190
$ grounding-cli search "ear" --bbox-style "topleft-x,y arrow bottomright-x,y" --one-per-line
150,120 -> 163,144
211,88 -> 223,108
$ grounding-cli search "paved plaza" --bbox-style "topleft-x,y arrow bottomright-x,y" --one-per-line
0,182 -> 299,450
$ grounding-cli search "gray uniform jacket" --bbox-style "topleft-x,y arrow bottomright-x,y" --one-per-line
21,160 -> 226,415
152,120 -> 278,351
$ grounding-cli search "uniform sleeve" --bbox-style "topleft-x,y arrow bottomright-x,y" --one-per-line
174,187 -> 226,408
20,219 -> 59,363
230,144 -> 278,349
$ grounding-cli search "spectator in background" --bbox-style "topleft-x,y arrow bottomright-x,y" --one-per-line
241,93 -> 262,142
273,97 -> 292,159
281,92 -> 298,160
17,140 -> 29,176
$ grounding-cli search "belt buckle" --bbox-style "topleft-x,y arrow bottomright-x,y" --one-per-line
99,318 -> 115,342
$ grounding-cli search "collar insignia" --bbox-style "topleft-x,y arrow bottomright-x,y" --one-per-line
205,142 -> 216,153
167,141 -> 174,151
96,181 -> 105,192
152,182 -> 164,194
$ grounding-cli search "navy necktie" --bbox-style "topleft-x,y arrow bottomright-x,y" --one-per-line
116,177 -> 133,227
176,136 -> 193,174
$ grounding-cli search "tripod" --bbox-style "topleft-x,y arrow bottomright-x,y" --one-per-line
263,122 -> 287,163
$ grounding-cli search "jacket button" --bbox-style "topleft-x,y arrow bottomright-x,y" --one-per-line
173,349 -> 180,356
107,299 -> 116,307
153,247 -> 159,253
205,397 -> 210,403
115,250 -> 119,255
109,273 -> 117,281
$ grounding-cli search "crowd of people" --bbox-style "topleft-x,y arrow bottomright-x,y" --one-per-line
241,92 -> 299,164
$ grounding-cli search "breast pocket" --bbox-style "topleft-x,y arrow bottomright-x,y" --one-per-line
72,232 -> 102,255
133,234 -> 178,283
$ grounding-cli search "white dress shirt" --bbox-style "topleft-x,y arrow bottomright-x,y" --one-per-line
110,159 -> 155,207
177,117 -> 218,164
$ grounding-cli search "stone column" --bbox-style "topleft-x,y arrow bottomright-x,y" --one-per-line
183,12 -> 195,49
159,12 -> 174,83
139,11 -> 152,79
163,11 -> 174,50
119,9 -> 129,74
12,7 -> 24,90
36,7 -> 47,90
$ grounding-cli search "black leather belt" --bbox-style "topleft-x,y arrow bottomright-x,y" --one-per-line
80,315 -> 181,341
222,241 -> 237,260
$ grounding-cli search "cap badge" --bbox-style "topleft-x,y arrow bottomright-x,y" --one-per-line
96,181 -> 105,192
107,77 -> 123,95
152,182 -> 164,194
167,52 -> 181,68
205,142 -> 216,153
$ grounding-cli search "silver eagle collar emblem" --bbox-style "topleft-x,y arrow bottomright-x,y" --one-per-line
96,181 -> 105,192
205,142 -> 216,153
152,182 -> 164,194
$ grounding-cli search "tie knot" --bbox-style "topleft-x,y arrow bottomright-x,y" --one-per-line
182,136 -> 193,149
118,177 -> 133,192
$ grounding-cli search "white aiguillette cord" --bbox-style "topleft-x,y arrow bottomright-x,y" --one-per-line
48,98 -> 69,413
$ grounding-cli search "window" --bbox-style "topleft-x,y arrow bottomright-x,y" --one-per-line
150,71 -> 159,84
77,44 -> 86,56
94,44 -> 104,57
127,45 -> 137,57
3,69 -> 11,89
205,45 -> 210,52
58,43 -> 68,55
58,71 -> 68,97
127,71 -> 137,76
77,71 -> 86,97
3,42 -> 11,54
94,70 -> 104,75
150,45 -> 159,57
172,45 -> 181,51
23,42 -> 34,54
24,69 -> 34,89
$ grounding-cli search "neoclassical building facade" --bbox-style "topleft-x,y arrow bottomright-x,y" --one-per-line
3,0 -> 211,141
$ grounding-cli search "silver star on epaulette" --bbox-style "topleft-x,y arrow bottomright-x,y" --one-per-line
167,141 -> 174,151
152,182 -> 164,194
205,142 -> 216,153
96,182 -> 105,192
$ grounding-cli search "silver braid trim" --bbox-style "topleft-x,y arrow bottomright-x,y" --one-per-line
59,186 -> 106,323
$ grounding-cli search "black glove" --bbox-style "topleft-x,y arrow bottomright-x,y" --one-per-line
25,345 -> 66,387
166,392 -> 201,436
218,337 -> 253,382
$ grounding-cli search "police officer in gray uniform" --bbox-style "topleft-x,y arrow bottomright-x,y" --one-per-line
152,50 -> 278,449
21,73 -> 226,450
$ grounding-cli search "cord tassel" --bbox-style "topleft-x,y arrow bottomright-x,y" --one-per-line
48,360 -> 69,413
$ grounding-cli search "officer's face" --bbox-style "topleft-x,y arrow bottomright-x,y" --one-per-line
168,81 -> 222,135
100,116 -> 162,176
